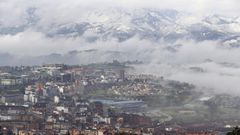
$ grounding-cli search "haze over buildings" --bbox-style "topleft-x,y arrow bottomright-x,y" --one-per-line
0,1 -> 240,134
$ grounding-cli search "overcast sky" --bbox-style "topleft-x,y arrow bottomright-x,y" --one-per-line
87,0 -> 240,16
0,0 -> 240,20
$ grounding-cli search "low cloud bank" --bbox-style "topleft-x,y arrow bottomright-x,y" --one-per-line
0,31 -> 240,94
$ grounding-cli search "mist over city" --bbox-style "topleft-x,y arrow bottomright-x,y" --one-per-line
0,0 -> 240,135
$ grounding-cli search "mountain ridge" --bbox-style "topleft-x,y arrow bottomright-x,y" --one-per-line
1,7 -> 240,44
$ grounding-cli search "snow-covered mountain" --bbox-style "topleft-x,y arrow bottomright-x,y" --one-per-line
0,7 -> 240,43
